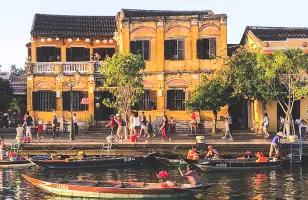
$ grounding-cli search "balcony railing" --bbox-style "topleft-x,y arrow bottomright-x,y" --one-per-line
30,62 -> 98,75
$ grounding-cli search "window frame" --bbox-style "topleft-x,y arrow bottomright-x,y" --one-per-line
130,40 -> 150,61
32,91 -> 56,111
166,90 -> 186,110
62,91 -> 88,111
197,38 -> 217,60
66,47 -> 90,62
135,90 -> 157,111
164,39 -> 185,60
36,46 -> 61,62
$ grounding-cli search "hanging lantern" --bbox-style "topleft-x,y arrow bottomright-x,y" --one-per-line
47,38 -> 52,42
76,37 -> 80,41
40,38 -> 46,42
103,39 -> 108,44
67,38 -> 73,43
85,38 -> 90,42
56,37 -> 60,41
95,39 -> 100,43
108,39 -> 113,43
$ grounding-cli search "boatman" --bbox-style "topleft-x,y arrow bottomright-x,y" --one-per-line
178,165 -> 202,186
269,131 -> 284,158
205,145 -> 219,159
187,146 -> 199,160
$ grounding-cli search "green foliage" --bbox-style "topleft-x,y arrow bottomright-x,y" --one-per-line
87,114 -> 94,128
186,75 -> 230,133
0,78 -> 13,112
99,52 -> 145,120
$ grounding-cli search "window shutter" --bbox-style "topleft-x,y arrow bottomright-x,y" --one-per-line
178,40 -> 184,60
130,41 -> 137,54
150,90 -> 157,110
164,40 -> 170,60
85,48 -> 90,61
144,40 -> 150,60
166,90 -> 172,109
209,38 -> 216,59
197,39 -> 202,59
66,48 -> 72,61
51,92 -> 56,111
32,92 -> 38,110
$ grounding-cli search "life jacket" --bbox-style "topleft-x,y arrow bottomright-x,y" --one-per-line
187,150 -> 199,160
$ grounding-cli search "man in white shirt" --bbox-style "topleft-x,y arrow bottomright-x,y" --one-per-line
263,113 -> 269,138
295,118 -> 308,137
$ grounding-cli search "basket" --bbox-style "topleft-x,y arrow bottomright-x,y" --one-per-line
288,135 -> 298,143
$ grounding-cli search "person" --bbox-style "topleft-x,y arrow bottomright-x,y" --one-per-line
222,117 -> 234,141
129,112 -> 134,136
132,112 -> 141,136
279,116 -> 285,132
23,111 -> 33,143
16,124 -> 23,144
147,115 -> 155,137
73,113 -> 79,136
37,120 -> 44,142
178,165 -> 202,186
169,117 -> 176,134
52,111 -> 59,140
140,112 -> 150,138
106,114 -> 116,135
262,113 -> 270,138
0,137 -> 5,160
187,146 -> 199,160
269,131 -> 284,158
237,151 -> 252,159
190,113 -> 197,135
3,113 -> 9,128
256,152 -> 268,162
114,114 -> 124,141
205,145 -> 219,159
160,115 -> 171,142
295,118 -> 308,137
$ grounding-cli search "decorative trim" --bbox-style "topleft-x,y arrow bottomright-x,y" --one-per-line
165,78 -> 189,88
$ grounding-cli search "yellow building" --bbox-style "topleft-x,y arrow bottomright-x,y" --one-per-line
27,9 -> 228,130
240,26 -> 308,131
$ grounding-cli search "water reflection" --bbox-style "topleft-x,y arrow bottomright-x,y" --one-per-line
0,165 -> 307,199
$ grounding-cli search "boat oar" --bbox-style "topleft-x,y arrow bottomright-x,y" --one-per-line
21,155 -> 41,169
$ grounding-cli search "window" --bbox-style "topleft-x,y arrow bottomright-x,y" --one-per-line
37,47 -> 61,62
62,91 -> 88,111
197,38 -> 217,59
135,90 -> 157,110
130,40 -> 150,60
66,47 -> 90,61
93,48 -> 115,61
32,91 -> 56,111
167,90 -> 185,110
164,39 -> 184,60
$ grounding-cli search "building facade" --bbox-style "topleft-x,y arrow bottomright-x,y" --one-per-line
240,26 -> 308,131
27,10 -> 228,127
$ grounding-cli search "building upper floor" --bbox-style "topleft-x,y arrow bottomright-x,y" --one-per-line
27,9 -> 228,76
240,26 -> 308,53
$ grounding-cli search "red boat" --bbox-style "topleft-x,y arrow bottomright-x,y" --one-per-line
22,174 -> 213,199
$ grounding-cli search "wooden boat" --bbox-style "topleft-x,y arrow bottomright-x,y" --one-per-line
183,158 -> 287,172
23,174 -> 212,199
31,156 -> 146,170
153,156 -> 187,168
0,159 -> 33,168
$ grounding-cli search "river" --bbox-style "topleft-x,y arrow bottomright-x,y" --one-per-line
0,162 -> 308,200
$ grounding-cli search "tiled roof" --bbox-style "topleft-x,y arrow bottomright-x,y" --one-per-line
121,9 -> 215,18
227,44 -> 240,56
31,14 -> 116,38
241,26 -> 308,43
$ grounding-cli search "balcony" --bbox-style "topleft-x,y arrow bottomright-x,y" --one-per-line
29,62 -> 100,75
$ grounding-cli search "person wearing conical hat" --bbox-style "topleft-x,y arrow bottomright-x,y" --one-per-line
269,131 -> 284,158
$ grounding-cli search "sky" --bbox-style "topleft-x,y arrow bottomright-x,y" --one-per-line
0,0 -> 307,71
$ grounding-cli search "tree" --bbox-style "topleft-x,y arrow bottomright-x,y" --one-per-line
227,48 -> 308,135
99,52 -> 145,124
186,74 -> 231,134
0,78 -> 13,112
10,64 -> 25,75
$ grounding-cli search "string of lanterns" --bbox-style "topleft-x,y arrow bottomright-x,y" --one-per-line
36,37 -> 114,44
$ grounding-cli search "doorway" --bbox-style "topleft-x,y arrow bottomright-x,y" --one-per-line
228,100 -> 249,130
94,91 -> 114,121
277,100 -> 300,131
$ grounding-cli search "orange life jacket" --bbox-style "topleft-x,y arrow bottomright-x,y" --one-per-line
187,150 -> 199,160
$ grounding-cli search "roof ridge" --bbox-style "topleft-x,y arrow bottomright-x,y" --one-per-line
35,13 -> 115,18
247,25 -> 308,30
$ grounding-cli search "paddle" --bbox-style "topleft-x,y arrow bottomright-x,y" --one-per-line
21,155 -> 41,169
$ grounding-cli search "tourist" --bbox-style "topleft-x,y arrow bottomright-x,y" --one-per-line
187,146 -> 199,160
178,165 -> 202,186
160,115 -> 171,142
129,112 -> 134,136
114,114 -> 124,141
190,112 -> 198,135
279,116 -> 285,132
37,120 -> 44,142
262,113 -> 270,138
52,111 -> 59,140
16,124 -> 23,144
222,117 -> 234,141
132,112 -> 141,136
170,117 -> 176,134
23,111 -> 33,143
147,115 -> 155,137
73,113 -> 79,136
256,152 -> 268,162
295,118 -> 308,137
3,113 -> 9,128
205,145 -> 219,159
269,131 -> 284,158
0,137 -> 5,160
140,112 -> 150,138
105,114 -> 116,135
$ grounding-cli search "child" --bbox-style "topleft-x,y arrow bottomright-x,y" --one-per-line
16,124 -> 24,144
222,117 -> 234,141
37,120 -> 44,142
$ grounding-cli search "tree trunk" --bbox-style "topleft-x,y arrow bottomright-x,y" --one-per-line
212,110 -> 217,134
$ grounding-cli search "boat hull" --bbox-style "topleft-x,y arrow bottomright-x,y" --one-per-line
22,175 -> 210,199
32,156 -> 145,170
0,160 -> 33,168
184,158 -> 286,172
153,156 -> 187,168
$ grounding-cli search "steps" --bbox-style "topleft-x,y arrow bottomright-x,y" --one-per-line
289,134 -> 303,163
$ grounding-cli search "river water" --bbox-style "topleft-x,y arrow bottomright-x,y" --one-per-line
0,162 -> 308,200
